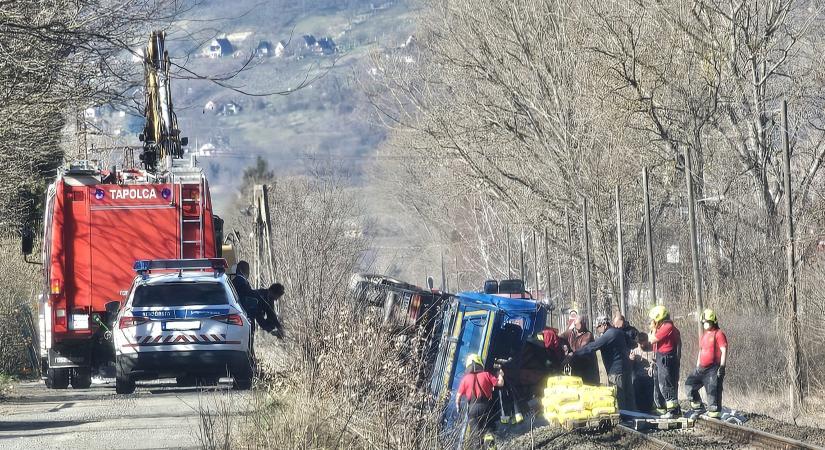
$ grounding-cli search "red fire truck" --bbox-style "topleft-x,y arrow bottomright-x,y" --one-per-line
24,32 -> 224,389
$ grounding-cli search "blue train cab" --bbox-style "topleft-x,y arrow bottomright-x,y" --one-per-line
429,279 -> 551,429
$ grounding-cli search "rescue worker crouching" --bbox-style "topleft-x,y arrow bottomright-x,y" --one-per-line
684,309 -> 728,418
562,315 -> 634,411
648,305 -> 682,418
455,353 -> 504,449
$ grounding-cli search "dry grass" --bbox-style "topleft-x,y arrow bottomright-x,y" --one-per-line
198,175 -> 453,449
0,236 -> 39,378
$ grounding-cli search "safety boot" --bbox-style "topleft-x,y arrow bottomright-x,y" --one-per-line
690,401 -> 705,411
483,433 -> 496,449
512,412 -> 524,424
499,415 -> 510,424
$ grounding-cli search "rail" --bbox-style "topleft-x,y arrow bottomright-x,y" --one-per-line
617,418 -> 824,450
695,417 -> 825,450
616,425 -> 678,449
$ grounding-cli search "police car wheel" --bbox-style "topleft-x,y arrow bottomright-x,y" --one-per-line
115,376 -> 135,394
47,368 -> 70,389
71,367 -> 92,389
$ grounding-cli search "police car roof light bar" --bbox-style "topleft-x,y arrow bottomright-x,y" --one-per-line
133,258 -> 227,276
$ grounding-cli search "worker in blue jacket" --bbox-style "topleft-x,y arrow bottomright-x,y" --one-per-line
563,315 -> 635,410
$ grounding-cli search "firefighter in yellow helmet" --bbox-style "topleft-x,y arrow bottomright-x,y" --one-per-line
455,353 -> 503,449
684,309 -> 728,418
648,305 -> 682,418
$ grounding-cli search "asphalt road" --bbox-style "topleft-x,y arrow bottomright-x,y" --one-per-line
0,379 -> 251,449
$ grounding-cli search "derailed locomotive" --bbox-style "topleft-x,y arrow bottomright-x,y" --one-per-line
350,274 -> 551,429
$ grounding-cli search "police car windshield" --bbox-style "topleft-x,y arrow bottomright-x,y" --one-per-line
133,282 -> 228,307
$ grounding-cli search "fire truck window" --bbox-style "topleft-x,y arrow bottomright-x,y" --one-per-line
133,282 -> 228,307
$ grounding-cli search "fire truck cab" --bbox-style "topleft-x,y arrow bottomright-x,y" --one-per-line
37,157 -> 222,389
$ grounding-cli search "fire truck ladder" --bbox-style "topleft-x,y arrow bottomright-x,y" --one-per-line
179,180 -> 205,258
171,157 -> 206,259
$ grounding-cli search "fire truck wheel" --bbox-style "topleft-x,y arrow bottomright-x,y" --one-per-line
47,368 -> 70,389
71,368 -> 92,389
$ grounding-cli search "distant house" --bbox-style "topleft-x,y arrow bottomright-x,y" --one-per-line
274,40 -> 287,58
316,37 -> 337,55
219,102 -> 241,116
255,40 -> 273,57
206,37 -> 233,58
203,100 -> 217,113
302,35 -> 317,48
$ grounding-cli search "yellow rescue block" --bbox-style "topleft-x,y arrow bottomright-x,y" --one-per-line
546,375 -> 583,388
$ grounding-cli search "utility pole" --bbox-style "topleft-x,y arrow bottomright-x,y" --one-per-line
782,99 -> 804,418
519,226 -> 525,285
643,167 -> 658,305
545,227 -> 553,323
684,146 -> 704,338
582,198 -> 594,329
506,228 -> 512,279
454,253 -> 460,292
566,208 -> 577,310
533,229 -> 540,300
440,248 -> 447,293
615,186 -> 626,315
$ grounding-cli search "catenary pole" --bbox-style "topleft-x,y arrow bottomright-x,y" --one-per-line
782,99 -> 804,418
684,146 -> 704,339
616,185 -> 626,315
643,167 -> 658,305
582,198 -> 594,329
566,208 -> 577,311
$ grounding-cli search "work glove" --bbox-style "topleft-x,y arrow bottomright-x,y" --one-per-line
561,354 -> 575,367
717,365 -> 725,379
271,328 -> 285,339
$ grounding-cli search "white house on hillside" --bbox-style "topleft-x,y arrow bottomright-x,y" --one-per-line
205,37 -> 233,58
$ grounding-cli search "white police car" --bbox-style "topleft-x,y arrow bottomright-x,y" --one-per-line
113,259 -> 254,394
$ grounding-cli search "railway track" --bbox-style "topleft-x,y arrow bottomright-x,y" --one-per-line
616,417 -> 825,450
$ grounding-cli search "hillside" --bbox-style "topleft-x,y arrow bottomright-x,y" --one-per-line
166,0 -> 417,204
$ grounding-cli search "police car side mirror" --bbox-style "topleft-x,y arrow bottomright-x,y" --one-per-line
21,228 -> 34,255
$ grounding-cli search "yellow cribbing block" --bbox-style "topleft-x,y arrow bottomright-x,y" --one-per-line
555,401 -> 585,414
556,410 -> 591,423
544,386 -> 580,396
546,375 -> 583,388
590,406 -> 617,416
583,398 -> 615,409
542,390 -> 579,404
